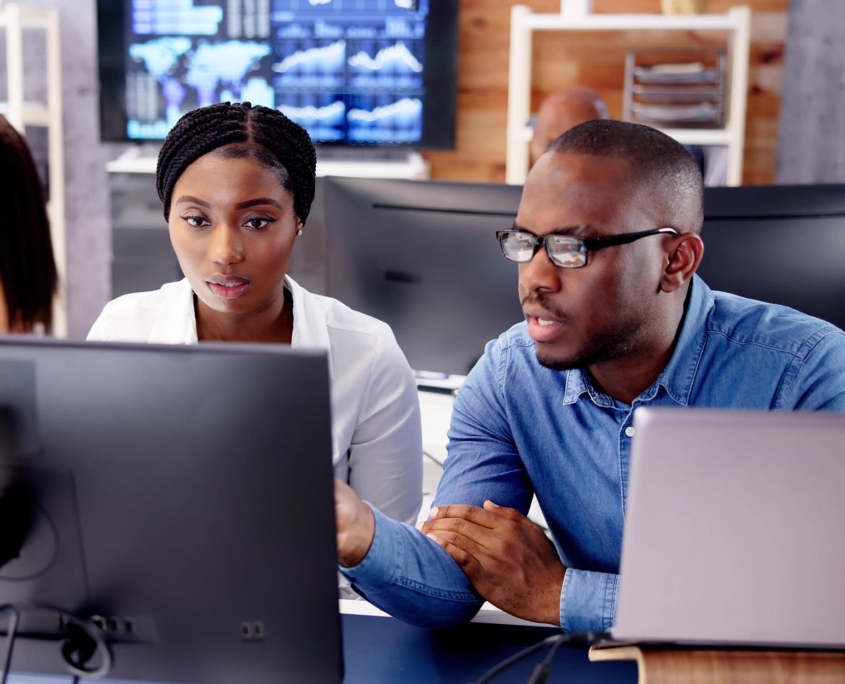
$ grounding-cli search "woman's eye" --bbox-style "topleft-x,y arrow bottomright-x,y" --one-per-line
244,217 -> 274,230
183,216 -> 209,228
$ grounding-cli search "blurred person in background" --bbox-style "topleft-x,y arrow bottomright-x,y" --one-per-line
0,114 -> 59,335
529,88 -> 609,166
529,88 -> 727,185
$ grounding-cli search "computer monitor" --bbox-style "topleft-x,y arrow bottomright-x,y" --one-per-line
96,0 -> 459,148
323,177 -> 525,376
323,180 -> 845,376
698,184 -> 845,330
0,338 -> 342,684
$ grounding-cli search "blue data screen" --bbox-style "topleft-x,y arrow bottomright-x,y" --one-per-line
123,0 -> 436,145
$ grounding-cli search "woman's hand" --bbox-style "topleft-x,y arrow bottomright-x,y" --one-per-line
335,477 -> 376,568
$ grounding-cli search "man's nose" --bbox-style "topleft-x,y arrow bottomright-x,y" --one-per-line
519,246 -> 561,295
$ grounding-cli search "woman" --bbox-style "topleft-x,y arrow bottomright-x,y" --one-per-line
0,114 -> 59,334
88,102 -> 422,525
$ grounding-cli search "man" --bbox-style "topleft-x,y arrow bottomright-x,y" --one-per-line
529,88 -> 727,185
335,120 -> 845,632
530,88 -> 608,166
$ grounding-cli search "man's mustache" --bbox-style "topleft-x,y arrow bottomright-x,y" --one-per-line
520,294 -> 569,322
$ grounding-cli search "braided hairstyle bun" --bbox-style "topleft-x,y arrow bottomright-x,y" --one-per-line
156,102 -> 317,224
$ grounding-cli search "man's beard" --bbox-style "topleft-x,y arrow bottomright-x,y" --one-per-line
535,326 -> 642,371
525,295 -> 645,372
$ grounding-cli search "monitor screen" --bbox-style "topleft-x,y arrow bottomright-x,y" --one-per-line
323,177 -> 525,377
322,180 -> 845,377
698,184 -> 845,331
0,339 -> 341,684
97,0 -> 459,148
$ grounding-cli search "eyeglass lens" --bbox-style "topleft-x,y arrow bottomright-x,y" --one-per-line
500,232 -> 587,268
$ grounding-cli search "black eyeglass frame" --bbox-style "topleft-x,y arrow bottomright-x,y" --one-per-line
495,227 -> 679,268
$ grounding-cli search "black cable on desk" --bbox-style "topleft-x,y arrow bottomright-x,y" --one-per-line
470,630 -> 610,684
0,609 -> 20,684
0,603 -> 113,683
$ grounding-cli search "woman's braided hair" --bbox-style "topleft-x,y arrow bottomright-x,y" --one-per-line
156,102 -> 317,224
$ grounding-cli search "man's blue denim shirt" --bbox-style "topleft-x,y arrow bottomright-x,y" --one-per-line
340,276 -> 845,631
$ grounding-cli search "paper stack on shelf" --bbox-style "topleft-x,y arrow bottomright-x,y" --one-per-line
623,48 -> 727,129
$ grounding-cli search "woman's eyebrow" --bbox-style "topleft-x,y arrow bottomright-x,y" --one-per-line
174,195 -> 211,208
235,198 -> 284,210
172,197 -> 284,210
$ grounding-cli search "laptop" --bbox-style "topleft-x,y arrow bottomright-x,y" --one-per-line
607,407 -> 845,649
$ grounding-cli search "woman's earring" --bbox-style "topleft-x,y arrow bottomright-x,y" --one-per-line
296,229 -> 303,237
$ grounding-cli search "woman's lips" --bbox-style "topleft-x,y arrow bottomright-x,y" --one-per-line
207,277 -> 251,300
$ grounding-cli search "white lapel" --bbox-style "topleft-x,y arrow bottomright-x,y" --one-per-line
287,275 -> 335,380
147,279 -> 198,344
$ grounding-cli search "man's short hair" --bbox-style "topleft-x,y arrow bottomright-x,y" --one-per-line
548,120 -> 705,233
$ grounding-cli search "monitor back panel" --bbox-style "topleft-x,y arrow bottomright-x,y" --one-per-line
615,407 -> 845,649
0,339 -> 342,684
700,184 -> 845,330
324,177 -> 525,376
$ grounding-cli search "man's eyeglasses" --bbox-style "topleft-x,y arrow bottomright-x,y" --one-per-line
496,227 -> 679,269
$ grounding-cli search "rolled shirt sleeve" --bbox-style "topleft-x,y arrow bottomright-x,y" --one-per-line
560,569 -> 618,633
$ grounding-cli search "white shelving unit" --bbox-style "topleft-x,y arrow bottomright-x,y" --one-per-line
506,4 -> 751,186
0,3 -> 66,336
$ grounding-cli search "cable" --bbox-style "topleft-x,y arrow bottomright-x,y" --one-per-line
471,634 -> 560,684
1,608 -> 20,684
0,603 -> 113,682
524,634 -> 569,684
470,630 -> 610,684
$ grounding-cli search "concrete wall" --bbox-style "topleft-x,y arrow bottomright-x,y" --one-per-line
777,0 -> 845,182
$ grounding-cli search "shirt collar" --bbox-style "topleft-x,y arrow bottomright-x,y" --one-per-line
148,279 -> 197,344
561,275 -> 714,408
563,368 -> 609,407
147,276 -> 335,380
654,275 -> 713,406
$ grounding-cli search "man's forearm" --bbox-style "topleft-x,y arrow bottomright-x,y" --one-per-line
340,506 -> 484,629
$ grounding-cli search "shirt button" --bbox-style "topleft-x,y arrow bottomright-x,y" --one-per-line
625,426 -> 636,438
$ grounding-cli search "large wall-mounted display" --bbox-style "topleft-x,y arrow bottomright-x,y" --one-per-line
97,0 -> 458,148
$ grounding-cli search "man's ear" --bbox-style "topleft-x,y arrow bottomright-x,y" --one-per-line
661,233 -> 704,293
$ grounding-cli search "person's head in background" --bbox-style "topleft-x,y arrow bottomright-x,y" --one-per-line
529,88 -> 609,166
0,115 -> 59,335
156,101 -> 316,342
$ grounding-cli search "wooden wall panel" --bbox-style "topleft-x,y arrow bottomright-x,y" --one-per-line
423,0 -> 787,186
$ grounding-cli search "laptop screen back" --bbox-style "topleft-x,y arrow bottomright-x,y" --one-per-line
614,407 -> 845,649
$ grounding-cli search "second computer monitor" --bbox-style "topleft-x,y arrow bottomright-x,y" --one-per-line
324,177 -> 524,376
698,184 -> 845,330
